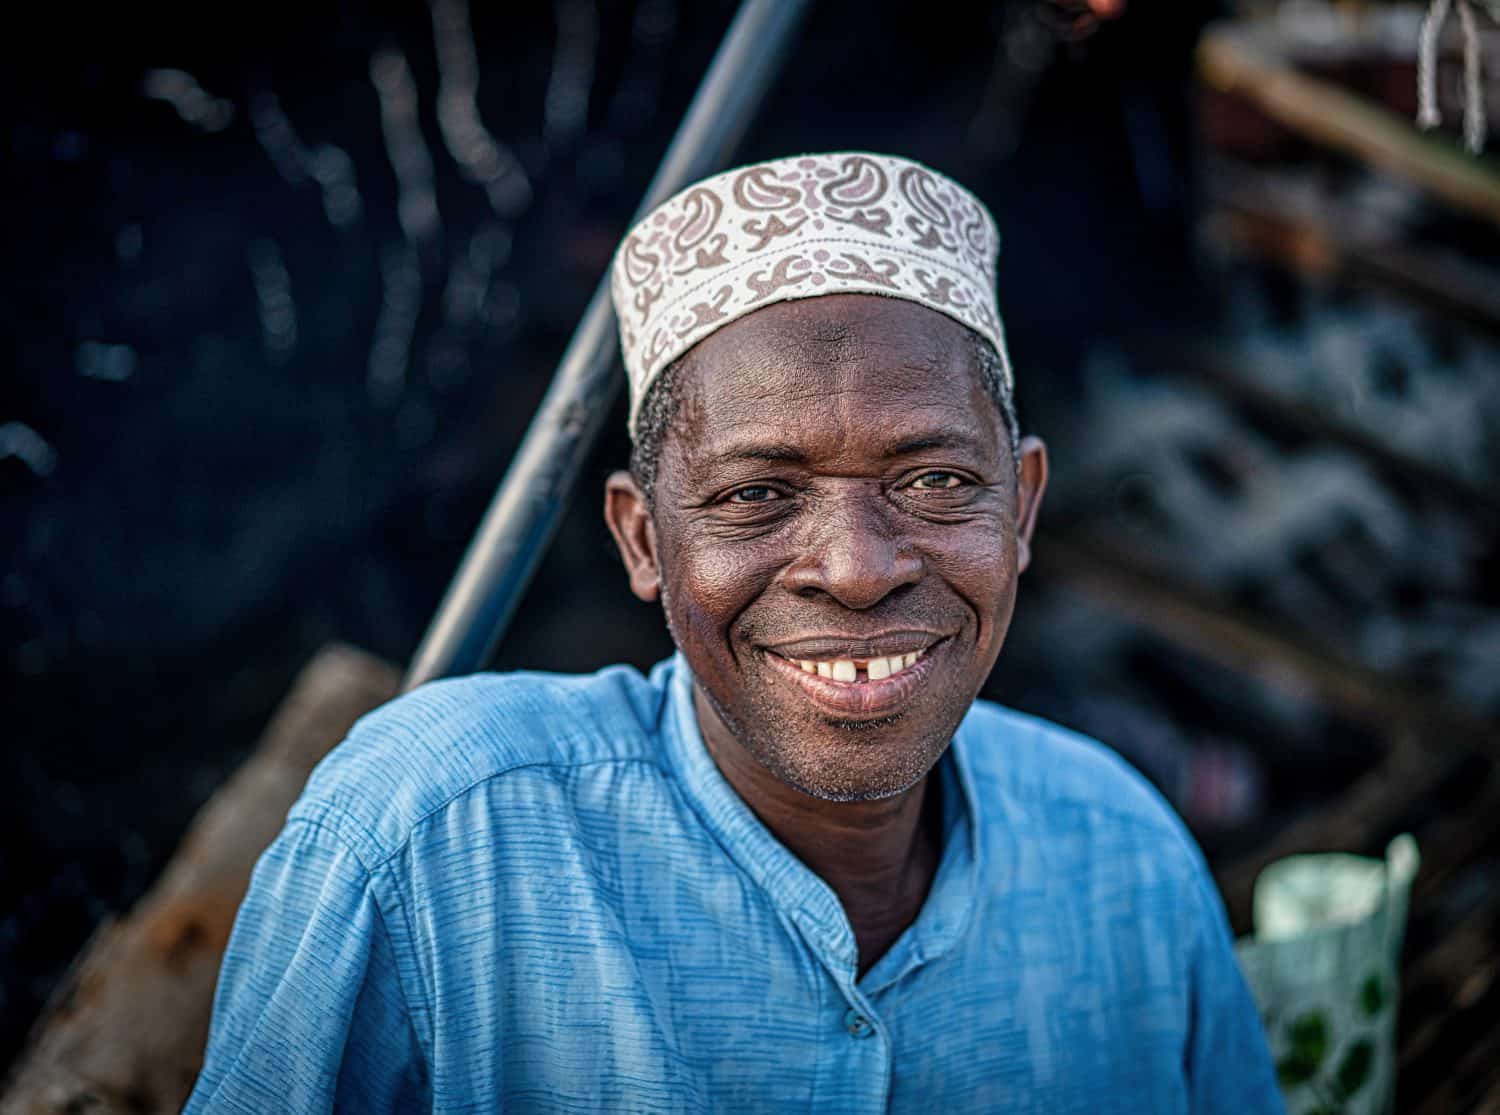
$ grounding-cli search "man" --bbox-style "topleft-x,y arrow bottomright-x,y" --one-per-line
187,153 -> 1284,1112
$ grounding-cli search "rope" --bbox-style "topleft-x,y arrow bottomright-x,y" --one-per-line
1418,0 -> 1452,131
1458,0 -> 1487,152
1418,0 -> 1491,154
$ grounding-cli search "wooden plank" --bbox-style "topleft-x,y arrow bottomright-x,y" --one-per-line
1205,185 -> 1500,340
0,643 -> 400,1115
1033,534 -> 1499,749
1198,24 -> 1500,229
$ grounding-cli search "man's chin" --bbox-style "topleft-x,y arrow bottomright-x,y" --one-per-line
781,767 -> 929,803
750,721 -> 950,803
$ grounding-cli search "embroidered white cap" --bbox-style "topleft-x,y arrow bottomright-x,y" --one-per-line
610,152 -> 1011,438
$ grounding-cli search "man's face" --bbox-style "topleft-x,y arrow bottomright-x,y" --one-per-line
608,294 -> 1046,801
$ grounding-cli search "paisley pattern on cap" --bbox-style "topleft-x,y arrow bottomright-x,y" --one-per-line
611,152 -> 1010,438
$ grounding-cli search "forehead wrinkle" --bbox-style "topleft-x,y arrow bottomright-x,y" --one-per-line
662,296 -> 999,469
716,384 -> 986,430
701,314 -> 955,384
699,358 -> 981,416
683,298 -> 967,394
687,361 -> 993,441
691,395 -> 996,469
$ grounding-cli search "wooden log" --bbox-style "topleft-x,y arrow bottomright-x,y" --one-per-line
1198,24 -> 1500,229
1032,534 -> 1499,751
1204,183 -> 1500,341
0,643 -> 399,1115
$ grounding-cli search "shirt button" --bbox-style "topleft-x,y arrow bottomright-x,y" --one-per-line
843,1007 -> 875,1039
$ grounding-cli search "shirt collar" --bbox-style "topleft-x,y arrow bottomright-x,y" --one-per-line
656,651 -> 985,988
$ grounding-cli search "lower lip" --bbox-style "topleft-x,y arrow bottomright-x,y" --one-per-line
762,644 -> 945,721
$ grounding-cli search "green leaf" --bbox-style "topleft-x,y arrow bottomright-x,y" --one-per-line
1335,1039 -> 1375,1098
1299,1107 -> 1337,1115
1359,973 -> 1387,1017
1287,1011 -> 1331,1068
1278,1054 -> 1319,1088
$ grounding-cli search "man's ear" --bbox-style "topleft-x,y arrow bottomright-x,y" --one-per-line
604,471 -> 662,602
1014,436 -> 1048,574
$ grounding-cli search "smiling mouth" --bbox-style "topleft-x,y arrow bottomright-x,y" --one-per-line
761,637 -> 947,720
780,646 -> 929,683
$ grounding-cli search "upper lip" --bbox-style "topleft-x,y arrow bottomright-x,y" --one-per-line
762,631 -> 947,660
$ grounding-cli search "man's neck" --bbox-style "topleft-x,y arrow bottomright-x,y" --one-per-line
693,687 -> 944,977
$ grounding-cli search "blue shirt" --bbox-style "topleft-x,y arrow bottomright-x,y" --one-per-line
187,654 -> 1283,1113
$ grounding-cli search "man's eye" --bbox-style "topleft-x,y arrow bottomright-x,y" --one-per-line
727,485 -> 780,504
910,471 -> 963,490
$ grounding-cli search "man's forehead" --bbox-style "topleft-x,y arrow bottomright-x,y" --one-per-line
693,291 -> 974,375
670,298 -> 997,461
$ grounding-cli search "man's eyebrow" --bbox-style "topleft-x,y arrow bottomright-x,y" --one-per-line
884,432 -> 981,457
709,443 -> 808,464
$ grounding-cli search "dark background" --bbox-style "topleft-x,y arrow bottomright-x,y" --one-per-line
4,0 -> 1497,1083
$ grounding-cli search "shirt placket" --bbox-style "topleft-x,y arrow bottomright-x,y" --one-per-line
662,656 -> 977,1112
791,907 -> 892,1114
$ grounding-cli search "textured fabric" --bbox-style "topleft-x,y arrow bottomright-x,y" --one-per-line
610,153 -> 1011,437
187,654 -> 1284,1113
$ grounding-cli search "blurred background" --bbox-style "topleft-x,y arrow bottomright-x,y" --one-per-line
3,0 -> 1498,1108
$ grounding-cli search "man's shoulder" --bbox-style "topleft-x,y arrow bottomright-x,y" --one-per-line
289,660 -> 672,868
960,699 -> 1193,852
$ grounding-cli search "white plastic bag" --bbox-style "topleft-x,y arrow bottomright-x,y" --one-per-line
1235,833 -> 1420,1115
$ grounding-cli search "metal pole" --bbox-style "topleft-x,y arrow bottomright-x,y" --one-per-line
405,0 -> 809,690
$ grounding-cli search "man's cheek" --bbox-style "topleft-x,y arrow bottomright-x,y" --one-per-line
927,547 -> 1014,647
676,545 -> 779,619
941,533 -> 1017,594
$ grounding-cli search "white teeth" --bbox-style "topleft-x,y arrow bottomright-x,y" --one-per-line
787,647 -> 929,682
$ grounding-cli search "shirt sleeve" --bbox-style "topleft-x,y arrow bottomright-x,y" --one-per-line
184,817 -> 430,1114
1184,868 -> 1287,1115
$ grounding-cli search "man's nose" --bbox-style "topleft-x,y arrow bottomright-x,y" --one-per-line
781,487 -> 924,609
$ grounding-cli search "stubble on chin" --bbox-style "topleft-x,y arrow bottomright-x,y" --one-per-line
693,670 -> 945,803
